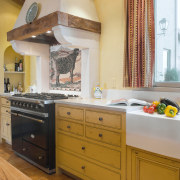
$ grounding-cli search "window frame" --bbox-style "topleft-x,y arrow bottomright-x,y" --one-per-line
153,0 -> 180,88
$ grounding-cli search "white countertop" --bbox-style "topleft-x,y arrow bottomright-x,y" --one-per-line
0,93 -> 12,97
55,98 -> 142,112
127,110 -> 180,160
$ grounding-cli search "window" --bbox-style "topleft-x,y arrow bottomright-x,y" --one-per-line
154,0 -> 180,86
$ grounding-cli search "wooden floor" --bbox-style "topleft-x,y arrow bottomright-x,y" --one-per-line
0,142 -> 73,180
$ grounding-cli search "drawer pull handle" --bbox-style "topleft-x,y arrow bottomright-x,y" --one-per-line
38,156 -> 43,160
6,110 -> 8,113
99,117 -> 103,121
67,112 -> 71,115
81,166 -> 85,170
22,148 -> 26,152
30,134 -> 35,139
99,133 -> 103,137
6,123 -> 10,126
67,125 -> 71,129
81,146 -> 86,150
6,101 -> 9,103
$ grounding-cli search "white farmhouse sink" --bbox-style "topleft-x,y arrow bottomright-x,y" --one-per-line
127,110 -> 180,159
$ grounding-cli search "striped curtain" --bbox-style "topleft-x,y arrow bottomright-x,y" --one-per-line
125,0 -> 155,88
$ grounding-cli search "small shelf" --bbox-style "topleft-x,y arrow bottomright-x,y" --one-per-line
4,71 -> 25,74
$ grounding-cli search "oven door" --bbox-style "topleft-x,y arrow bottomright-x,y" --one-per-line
11,110 -> 48,151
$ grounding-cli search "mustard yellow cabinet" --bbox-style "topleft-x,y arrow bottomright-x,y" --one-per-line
127,146 -> 180,180
56,104 -> 126,180
0,97 -> 12,144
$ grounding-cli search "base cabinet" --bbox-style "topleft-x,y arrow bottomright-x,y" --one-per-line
56,104 -> 126,180
127,146 -> 180,180
0,97 -> 12,144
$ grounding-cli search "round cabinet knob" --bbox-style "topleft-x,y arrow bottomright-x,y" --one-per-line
81,146 -> 85,150
81,166 -> 85,170
99,133 -> 103,137
6,123 -> 10,126
22,148 -> 26,152
67,125 -> 71,129
67,112 -> 71,115
99,117 -> 103,121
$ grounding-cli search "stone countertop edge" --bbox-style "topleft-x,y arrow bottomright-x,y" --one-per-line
55,98 -> 143,112
0,93 -> 12,97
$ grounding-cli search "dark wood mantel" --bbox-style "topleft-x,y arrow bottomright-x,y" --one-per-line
7,11 -> 101,45
12,0 -> 25,6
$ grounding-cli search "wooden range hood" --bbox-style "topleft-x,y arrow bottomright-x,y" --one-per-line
7,11 -> 101,45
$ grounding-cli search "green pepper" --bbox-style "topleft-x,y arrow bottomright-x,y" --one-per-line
157,103 -> 167,114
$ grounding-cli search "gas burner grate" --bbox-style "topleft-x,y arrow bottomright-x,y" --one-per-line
13,93 -> 70,100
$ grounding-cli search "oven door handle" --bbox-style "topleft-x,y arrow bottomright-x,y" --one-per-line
9,112 -> 45,124
18,114 -> 45,124
8,112 -> 18,116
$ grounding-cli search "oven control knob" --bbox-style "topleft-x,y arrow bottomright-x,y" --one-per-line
26,104 -> 29,108
23,103 -> 26,107
19,103 -> 22,107
35,105 -> 39,110
30,104 -> 34,108
12,101 -> 15,106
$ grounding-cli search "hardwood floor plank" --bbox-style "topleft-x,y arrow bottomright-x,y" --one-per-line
0,142 -> 73,180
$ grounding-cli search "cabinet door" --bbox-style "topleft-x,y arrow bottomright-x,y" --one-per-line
1,115 -> 11,143
1,115 -> 8,139
6,116 -> 12,144
131,149 -> 180,180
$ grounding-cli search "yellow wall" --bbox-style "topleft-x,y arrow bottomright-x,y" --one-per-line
95,0 -> 126,89
0,0 -> 21,93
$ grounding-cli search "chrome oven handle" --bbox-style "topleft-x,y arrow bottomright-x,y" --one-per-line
18,114 -> 45,124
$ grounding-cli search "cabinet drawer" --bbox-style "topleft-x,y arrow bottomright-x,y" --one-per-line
57,120 -> 84,136
57,149 -> 120,180
86,110 -> 122,129
86,126 -> 121,147
1,98 -> 10,107
57,133 -> 121,169
56,106 -> 84,121
1,107 -> 11,116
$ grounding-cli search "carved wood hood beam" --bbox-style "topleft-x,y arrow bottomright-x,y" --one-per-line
7,11 -> 101,43
12,0 -> 25,6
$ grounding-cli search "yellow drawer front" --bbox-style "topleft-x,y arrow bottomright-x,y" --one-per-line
1,98 -> 10,107
57,120 -> 84,136
1,107 -> 11,117
57,149 -> 120,180
86,110 -> 122,129
57,133 -> 121,169
86,126 -> 121,147
56,106 -> 84,121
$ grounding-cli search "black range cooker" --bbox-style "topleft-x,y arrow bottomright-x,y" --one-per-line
9,93 -> 73,174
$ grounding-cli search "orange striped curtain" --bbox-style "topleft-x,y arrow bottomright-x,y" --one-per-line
125,0 -> 155,88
